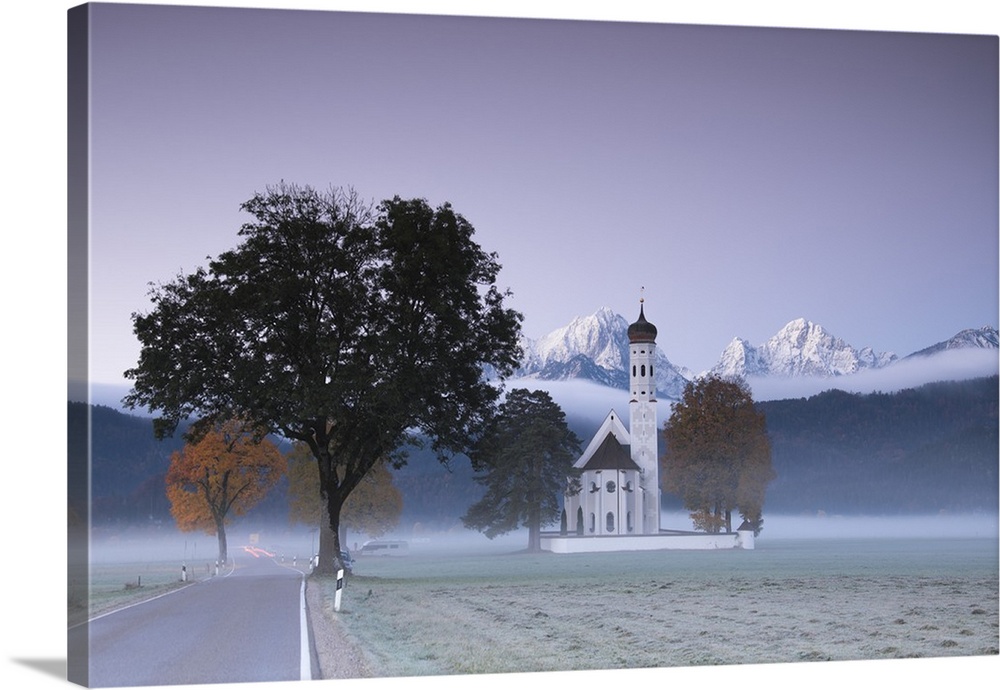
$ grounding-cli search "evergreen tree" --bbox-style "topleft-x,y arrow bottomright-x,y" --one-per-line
462,389 -> 582,551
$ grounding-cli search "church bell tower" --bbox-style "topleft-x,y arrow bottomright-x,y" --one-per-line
627,296 -> 660,534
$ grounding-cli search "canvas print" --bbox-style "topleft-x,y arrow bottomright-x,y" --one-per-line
67,2 -> 998,688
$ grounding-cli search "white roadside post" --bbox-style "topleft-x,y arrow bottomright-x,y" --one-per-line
181,564 -> 187,582
334,569 -> 345,612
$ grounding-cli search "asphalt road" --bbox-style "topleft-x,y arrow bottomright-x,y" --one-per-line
68,553 -> 315,687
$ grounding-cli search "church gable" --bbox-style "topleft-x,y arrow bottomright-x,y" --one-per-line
573,409 -> 630,469
580,433 -> 638,471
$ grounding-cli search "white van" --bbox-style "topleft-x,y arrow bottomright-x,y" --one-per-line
358,540 -> 409,556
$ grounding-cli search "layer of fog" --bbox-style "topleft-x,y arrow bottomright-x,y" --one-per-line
736,511 -> 999,541
509,348 -> 998,422
391,513 -> 999,557
70,380 -> 146,414
87,523 -> 323,565
84,510 -> 998,567
78,347 -> 996,420
746,348 -> 999,401
502,377 -> 675,423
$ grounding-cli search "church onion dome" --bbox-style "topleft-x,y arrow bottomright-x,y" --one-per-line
627,303 -> 657,343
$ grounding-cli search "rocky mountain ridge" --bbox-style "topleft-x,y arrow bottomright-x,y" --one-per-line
514,308 -> 998,400
514,307 -> 689,399
711,317 -> 899,379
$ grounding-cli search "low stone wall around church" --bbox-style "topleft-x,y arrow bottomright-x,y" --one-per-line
540,529 -> 754,553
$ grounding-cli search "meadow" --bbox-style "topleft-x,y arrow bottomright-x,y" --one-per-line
70,557 -> 213,628
313,533 -> 998,678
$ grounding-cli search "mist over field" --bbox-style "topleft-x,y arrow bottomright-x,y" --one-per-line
85,510 -> 999,570
88,522 -> 321,566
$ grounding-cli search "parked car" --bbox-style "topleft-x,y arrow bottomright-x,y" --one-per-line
358,540 -> 409,556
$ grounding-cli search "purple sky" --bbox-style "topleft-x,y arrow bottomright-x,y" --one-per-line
81,2 -> 998,384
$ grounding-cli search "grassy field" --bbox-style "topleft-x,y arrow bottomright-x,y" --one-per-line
69,558 -> 219,627
311,536 -> 999,679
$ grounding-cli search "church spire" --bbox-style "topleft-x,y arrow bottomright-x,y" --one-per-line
627,290 -> 657,344
626,288 -> 659,534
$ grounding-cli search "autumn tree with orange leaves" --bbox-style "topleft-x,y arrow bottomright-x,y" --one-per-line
166,420 -> 286,565
661,375 -> 774,536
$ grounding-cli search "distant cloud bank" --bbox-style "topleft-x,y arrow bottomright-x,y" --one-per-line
508,348 -> 998,424
745,348 -> 998,401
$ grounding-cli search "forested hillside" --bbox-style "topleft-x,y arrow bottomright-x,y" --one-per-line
68,403 -> 187,525
757,376 -> 998,514
72,376 -> 998,531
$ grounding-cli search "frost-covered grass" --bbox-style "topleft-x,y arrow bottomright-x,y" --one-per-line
72,525 -> 314,626
313,536 -> 998,678
70,559 -> 203,626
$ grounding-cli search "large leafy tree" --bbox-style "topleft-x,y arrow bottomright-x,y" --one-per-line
661,374 -> 775,535
462,388 -> 581,551
165,419 -> 286,565
125,183 -> 522,573
286,441 -> 403,548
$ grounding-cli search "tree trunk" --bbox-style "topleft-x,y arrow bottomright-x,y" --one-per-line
215,519 -> 228,566
527,521 -> 540,552
316,491 -> 345,575
527,491 -> 541,552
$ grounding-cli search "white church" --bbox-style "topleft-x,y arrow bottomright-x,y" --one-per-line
540,299 -> 756,553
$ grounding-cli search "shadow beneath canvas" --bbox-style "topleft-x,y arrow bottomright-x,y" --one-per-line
11,658 -> 66,680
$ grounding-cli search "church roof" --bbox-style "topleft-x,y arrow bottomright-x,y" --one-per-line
573,409 -> 630,469
580,433 -> 640,471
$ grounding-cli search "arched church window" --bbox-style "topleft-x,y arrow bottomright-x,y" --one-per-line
589,513 -> 596,533
627,511 -> 633,532
606,512 -> 615,532
641,364 -> 646,377
650,364 -> 654,377
606,480 -> 616,493
632,365 -> 636,377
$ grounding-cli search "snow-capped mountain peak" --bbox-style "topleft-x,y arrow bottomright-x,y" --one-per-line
905,325 -> 999,358
533,307 -> 629,371
511,309 -> 996,405
516,307 -> 689,399
712,318 -> 897,379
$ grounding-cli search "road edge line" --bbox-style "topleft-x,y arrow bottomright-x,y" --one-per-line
300,575 -> 313,680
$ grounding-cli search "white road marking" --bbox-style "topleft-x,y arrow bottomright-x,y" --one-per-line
300,575 -> 312,680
